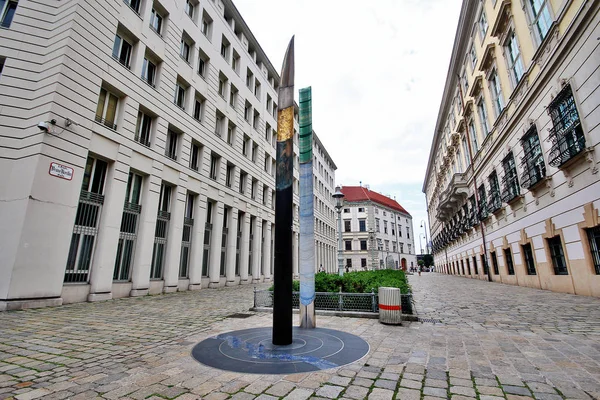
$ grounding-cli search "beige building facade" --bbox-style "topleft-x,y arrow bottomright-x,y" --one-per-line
423,0 -> 599,296
0,0 -> 336,310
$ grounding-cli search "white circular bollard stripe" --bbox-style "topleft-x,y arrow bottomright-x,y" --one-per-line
378,287 -> 402,325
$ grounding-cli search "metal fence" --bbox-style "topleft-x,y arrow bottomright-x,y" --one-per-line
254,289 -> 414,315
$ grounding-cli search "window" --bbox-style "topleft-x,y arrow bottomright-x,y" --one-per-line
505,30 -> 525,86
491,251 -> 499,275
184,0 -> 194,19
468,119 -> 478,154
210,153 -> 220,181
225,163 -> 234,187
218,73 -> 227,97
229,85 -> 238,108
0,0 -> 17,28
406,226 -> 410,239
408,244 -> 411,254
360,240 -> 367,250
346,259 -> 352,269
201,11 -> 212,40
477,98 -> 490,136
253,110 -> 260,130
359,219 -> 366,232
488,171 -> 501,212
343,208 -> 350,213
251,178 -> 258,200
0,57 -> 4,77
239,171 -> 247,193
358,207 -> 365,212
141,56 -> 157,87
112,34 -> 133,69
478,184 -> 488,219
254,80 -> 261,99
180,35 -> 193,64
135,110 -> 152,146
547,84 -> 585,168
149,7 -> 163,35
174,82 -> 186,109
244,101 -> 252,122
528,0 -> 552,43
400,244 -> 404,253
361,258 -> 367,268
547,236 -> 568,275
251,143 -> 258,163
586,226 -> 600,275
383,221 -> 388,234
193,94 -> 205,121
462,138 -> 470,168
242,135 -> 250,157
113,171 -> 143,281
95,87 -> 119,130
520,125 -> 546,189
197,50 -> 209,78
501,152 -> 520,203
522,243 -> 536,275
344,220 -> 351,232
375,218 -> 380,233
165,130 -> 179,160
232,51 -> 240,74
227,122 -> 235,145
479,10 -> 488,40
345,240 -> 352,251
470,43 -> 477,71
461,70 -> 468,93
504,247 -> 515,275
190,142 -> 201,171
125,0 -> 141,14
472,256 -> 478,274
220,36 -> 230,62
489,69 -> 504,117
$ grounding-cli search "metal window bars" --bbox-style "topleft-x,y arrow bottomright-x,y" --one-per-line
501,172 -> 520,203
586,226 -> 600,275
64,191 -> 105,283
179,217 -> 194,278
547,84 -> 586,168
113,201 -> 142,281
487,188 -> 502,213
202,222 -> 212,276
220,227 -> 228,276
94,114 -> 117,130
150,210 -> 170,279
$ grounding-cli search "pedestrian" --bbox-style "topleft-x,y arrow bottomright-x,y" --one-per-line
418,266 -> 422,276
319,264 -> 324,273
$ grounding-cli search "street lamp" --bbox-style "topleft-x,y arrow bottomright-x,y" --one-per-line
332,186 -> 345,277
420,220 -> 430,254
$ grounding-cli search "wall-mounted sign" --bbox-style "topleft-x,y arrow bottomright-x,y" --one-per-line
49,162 -> 74,181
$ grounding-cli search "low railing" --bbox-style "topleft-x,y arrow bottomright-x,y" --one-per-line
253,289 -> 414,315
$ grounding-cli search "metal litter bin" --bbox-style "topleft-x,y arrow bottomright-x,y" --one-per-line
378,287 -> 402,325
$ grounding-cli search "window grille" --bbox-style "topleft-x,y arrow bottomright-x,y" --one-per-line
520,125 -> 546,189
501,153 -> 520,203
504,247 -> 515,275
491,251 -> 499,275
150,210 -> 170,279
547,236 -> 568,275
113,201 -> 141,281
179,217 -> 193,278
487,173 -> 502,213
522,243 -> 537,275
202,222 -> 212,277
547,84 -> 585,167
586,226 -> 600,275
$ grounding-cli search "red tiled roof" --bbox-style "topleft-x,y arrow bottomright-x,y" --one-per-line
340,186 -> 411,216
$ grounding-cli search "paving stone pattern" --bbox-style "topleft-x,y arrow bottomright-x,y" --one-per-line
0,274 -> 599,399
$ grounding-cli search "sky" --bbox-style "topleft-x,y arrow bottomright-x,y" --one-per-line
233,0 -> 463,252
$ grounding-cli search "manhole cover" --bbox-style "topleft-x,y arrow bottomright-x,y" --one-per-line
227,313 -> 253,319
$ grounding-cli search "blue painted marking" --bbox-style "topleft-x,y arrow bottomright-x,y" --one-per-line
214,334 -> 338,370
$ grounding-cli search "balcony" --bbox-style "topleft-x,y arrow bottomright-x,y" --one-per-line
436,172 -> 470,222
501,174 -> 521,204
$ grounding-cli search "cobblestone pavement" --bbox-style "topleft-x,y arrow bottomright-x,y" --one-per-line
0,274 -> 599,400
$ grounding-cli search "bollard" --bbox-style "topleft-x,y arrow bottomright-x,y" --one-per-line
378,287 -> 402,325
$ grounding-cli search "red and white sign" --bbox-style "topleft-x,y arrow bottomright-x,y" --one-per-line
49,162 -> 74,181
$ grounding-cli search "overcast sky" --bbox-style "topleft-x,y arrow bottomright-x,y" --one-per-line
233,0 -> 463,251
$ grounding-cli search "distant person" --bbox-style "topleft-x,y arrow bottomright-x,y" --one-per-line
319,264 -> 324,273
418,266 -> 422,276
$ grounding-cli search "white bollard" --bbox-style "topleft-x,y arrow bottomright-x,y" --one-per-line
378,287 -> 402,325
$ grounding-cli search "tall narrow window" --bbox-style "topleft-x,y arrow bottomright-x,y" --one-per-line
472,256 -> 478,274
229,85 -> 238,108
201,11 -> 212,40
151,183 -> 171,279
522,243 -> 537,275
504,247 -> 515,275
165,130 -> 178,160
141,57 -> 157,87
95,87 -> 119,130
489,69 -> 504,117
491,251 -> 499,275
547,236 -> 568,275
520,125 -> 546,189
501,152 -> 520,203
468,120 -> 478,153
488,171 -> 501,212
112,34 -> 132,69
179,193 -> 194,278
479,11 -> 488,40
210,154 -> 220,180
174,82 -> 186,109
125,0 -> 141,14
180,35 -> 192,64
470,43 -> 477,71
586,226 -> 600,275
547,84 -> 585,167
220,208 -> 228,276
227,123 -> 235,145
65,156 -> 107,283
202,201 -> 213,276
529,0 -> 552,43
0,0 -> 18,28
197,51 -> 209,78
184,0 -> 194,19
477,98 -> 490,136
113,172 -> 143,281
135,110 -> 152,146
239,171 -> 247,194
505,30 -> 525,86
149,7 -> 163,35
190,142 -> 201,171
225,163 -> 234,187
193,95 -> 205,121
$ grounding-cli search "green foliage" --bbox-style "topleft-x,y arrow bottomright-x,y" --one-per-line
270,270 -> 410,294
418,260 -> 424,266
423,254 -> 434,267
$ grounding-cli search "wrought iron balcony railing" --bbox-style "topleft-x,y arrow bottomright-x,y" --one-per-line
520,154 -> 546,189
487,191 -> 502,213
501,174 -> 520,203
547,84 -> 586,168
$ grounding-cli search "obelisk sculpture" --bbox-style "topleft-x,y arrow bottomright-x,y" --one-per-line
273,36 -> 295,345
299,87 -> 316,329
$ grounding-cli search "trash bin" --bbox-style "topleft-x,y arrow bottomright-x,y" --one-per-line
378,287 -> 402,325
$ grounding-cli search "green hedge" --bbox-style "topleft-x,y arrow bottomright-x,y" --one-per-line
271,269 -> 410,294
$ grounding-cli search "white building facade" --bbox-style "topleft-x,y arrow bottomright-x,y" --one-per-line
339,186 -> 417,272
0,0 -> 336,310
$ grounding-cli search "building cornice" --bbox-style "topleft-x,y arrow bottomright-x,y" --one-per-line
423,0 -> 479,193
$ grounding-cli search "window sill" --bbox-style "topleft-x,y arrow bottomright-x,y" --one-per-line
149,25 -> 164,40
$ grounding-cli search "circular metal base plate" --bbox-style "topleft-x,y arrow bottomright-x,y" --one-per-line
191,326 -> 369,374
